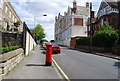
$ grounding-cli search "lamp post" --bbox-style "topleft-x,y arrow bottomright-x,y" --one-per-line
89,2 -> 92,53
34,14 -> 47,28
118,0 -> 120,30
33,14 -> 47,44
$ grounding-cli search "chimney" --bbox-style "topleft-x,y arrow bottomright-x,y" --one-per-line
72,0 -> 77,13
86,2 -> 89,7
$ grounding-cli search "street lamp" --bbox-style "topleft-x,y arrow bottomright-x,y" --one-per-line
33,14 -> 47,44
89,2 -> 92,53
34,14 -> 47,28
118,0 -> 120,30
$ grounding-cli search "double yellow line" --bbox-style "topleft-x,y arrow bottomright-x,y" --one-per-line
53,58 -> 70,81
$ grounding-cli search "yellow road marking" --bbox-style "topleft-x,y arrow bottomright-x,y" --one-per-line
52,58 -> 70,81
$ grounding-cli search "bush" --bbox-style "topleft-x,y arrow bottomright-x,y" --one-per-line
76,37 -> 90,46
2,46 -> 20,53
92,32 -> 118,47
117,30 -> 120,46
92,22 -> 119,47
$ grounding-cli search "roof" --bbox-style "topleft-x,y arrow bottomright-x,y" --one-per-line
99,0 -> 118,10
97,0 -> 118,16
107,2 -> 118,9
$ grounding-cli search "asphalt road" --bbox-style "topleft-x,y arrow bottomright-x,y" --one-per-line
53,47 -> 119,79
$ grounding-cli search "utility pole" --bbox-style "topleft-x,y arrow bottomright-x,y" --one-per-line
89,2 -> 92,53
118,0 -> 120,30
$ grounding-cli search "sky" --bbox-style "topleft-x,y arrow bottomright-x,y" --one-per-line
9,0 -> 102,41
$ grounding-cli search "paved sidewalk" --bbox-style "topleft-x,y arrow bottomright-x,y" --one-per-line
68,47 -> 120,60
3,45 -> 63,79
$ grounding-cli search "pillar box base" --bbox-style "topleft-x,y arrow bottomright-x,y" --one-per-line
46,61 -> 52,66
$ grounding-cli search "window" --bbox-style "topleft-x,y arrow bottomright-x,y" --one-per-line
0,0 -> 3,9
4,21 -> 7,30
12,15 -> 14,21
106,17 -> 108,23
100,19 -> 104,25
15,18 -> 17,22
5,6 -> 8,14
74,18 -> 83,26
9,11 -> 11,18
0,17 -> 2,25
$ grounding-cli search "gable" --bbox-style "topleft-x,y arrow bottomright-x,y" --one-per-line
99,1 -> 109,11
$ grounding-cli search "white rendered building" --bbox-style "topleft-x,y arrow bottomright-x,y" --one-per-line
54,0 -> 90,46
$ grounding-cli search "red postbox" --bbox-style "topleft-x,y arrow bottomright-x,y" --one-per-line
46,44 -> 52,66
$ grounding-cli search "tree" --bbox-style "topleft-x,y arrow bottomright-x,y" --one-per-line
92,22 -> 119,47
32,24 -> 46,40
40,39 -> 48,43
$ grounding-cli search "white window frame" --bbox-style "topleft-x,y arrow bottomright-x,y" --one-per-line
0,0 -> 3,9
12,15 -> 14,21
9,11 -> 11,18
5,6 -> 8,14
0,17 -> 2,25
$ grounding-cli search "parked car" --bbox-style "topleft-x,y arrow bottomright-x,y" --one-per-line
52,44 -> 61,54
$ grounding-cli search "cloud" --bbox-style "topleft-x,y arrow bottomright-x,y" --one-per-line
9,0 -> 102,41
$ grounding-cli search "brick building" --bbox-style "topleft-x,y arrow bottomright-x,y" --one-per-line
97,0 -> 119,30
0,0 -> 23,32
55,0 -> 90,46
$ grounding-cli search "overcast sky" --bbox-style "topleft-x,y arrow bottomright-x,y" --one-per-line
9,0 -> 102,41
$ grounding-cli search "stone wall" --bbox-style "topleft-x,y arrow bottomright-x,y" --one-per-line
2,32 -> 23,48
0,48 -> 24,79
76,45 -> 112,53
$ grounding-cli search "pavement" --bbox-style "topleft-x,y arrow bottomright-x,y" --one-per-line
3,45 -> 63,79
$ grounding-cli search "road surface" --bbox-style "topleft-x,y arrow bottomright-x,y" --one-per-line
53,47 -> 119,79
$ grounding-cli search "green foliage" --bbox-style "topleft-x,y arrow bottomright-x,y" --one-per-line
76,22 -> 119,48
40,39 -> 48,43
96,22 -> 117,35
117,30 -> 120,46
92,33 -> 118,47
76,37 -> 90,46
32,24 -> 46,40
16,20 -> 20,24
2,46 -> 20,53
93,22 -> 119,47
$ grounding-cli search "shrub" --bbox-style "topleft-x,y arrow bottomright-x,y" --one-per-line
92,32 -> 118,47
76,37 -> 90,46
2,46 -> 20,53
92,22 -> 119,47
117,30 -> 120,46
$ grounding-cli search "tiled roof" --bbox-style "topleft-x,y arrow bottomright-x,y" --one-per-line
105,0 -> 118,9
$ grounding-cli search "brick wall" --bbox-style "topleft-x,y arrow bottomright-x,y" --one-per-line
98,13 -> 119,30
74,18 -> 83,26
70,38 -> 76,48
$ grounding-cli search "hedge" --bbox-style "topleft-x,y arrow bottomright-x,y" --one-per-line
76,37 -> 90,46
2,46 -> 20,53
117,30 -> 120,46
92,32 -> 118,47
76,33 -> 118,47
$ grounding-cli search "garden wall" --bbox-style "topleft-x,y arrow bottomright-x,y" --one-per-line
0,48 -> 24,78
2,32 -> 23,48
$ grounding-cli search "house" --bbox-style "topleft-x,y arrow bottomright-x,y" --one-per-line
97,0 -> 119,30
54,0 -> 90,46
0,0 -> 23,32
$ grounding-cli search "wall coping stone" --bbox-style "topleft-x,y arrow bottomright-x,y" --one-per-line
0,48 -> 24,63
